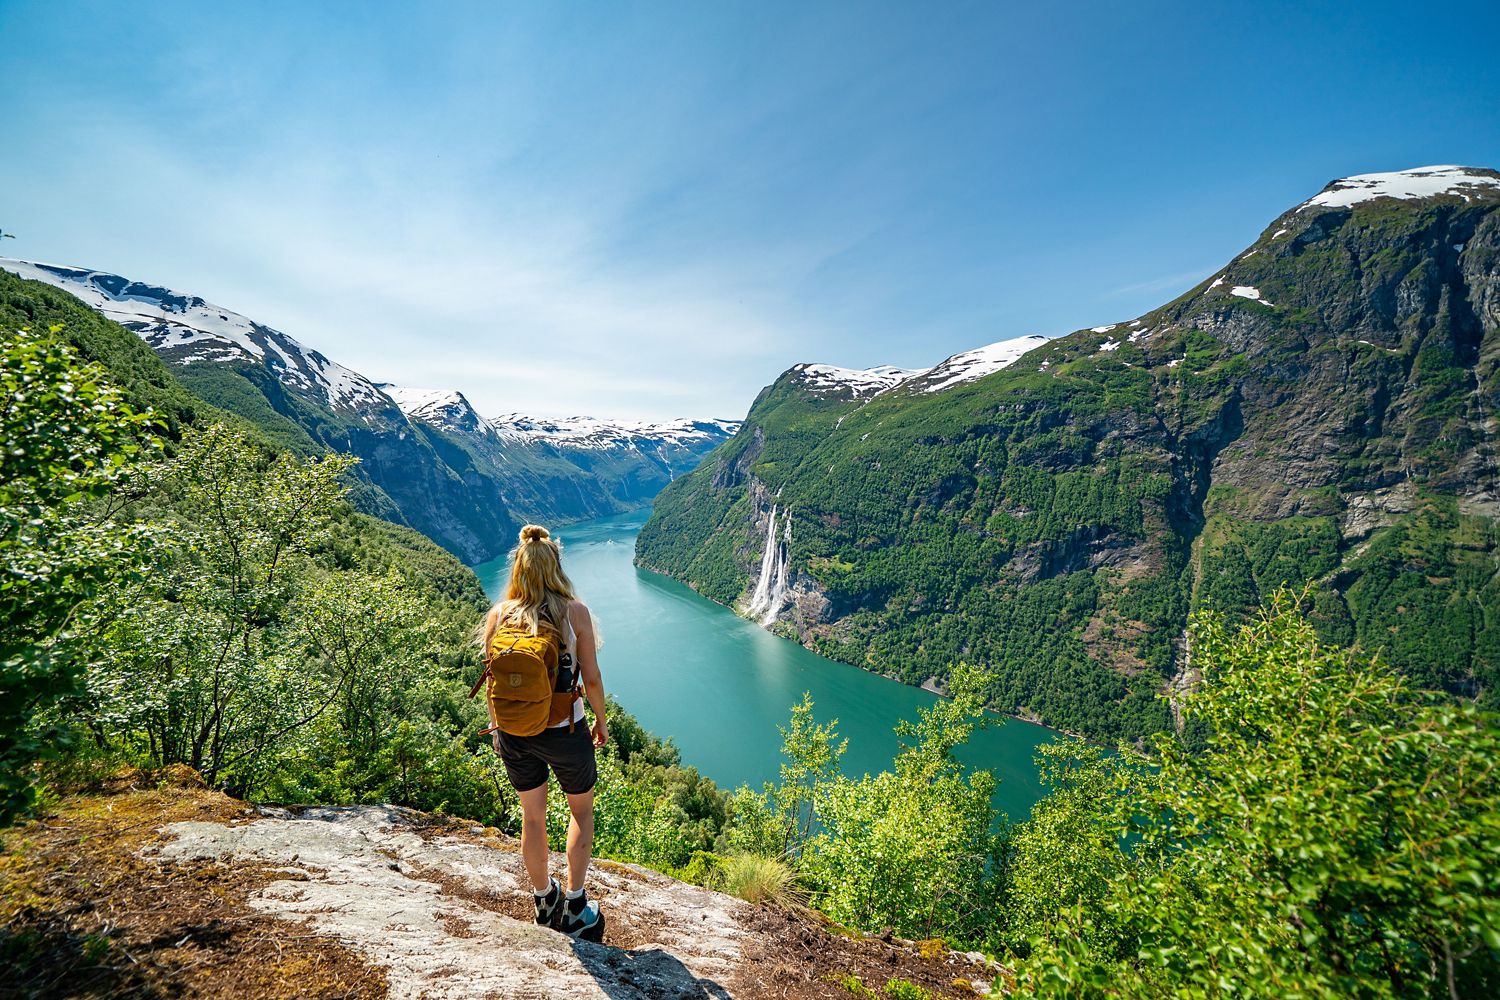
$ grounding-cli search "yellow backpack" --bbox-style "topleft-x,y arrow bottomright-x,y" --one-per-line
470,621 -> 580,737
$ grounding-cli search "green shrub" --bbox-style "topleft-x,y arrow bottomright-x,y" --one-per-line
1011,592 -> 1500,997
672,850 -> 724,889
881,979 -> 931,1000
829,973 -> 876,998
0,326 -> 158,826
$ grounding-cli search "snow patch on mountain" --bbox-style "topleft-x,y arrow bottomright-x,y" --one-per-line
490,414 -> 740,450
909,335 -> 1051,393
376,383 -> 741,453
0,257 -> 390,413
376,385 -> 484,435
1298,166 -> 1500,212
791,363 -> 924,398
791,335 -> 1050,400
1231,285 -> 1273,305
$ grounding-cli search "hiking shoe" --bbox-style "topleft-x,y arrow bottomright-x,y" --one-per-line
556,889 -> 605,942
533,877 -> 563,928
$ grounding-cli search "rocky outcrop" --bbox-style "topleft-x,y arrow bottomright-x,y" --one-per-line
0,777 -> 996,1000
152,804 -> 751,998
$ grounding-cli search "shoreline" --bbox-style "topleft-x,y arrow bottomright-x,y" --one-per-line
632,555 -> 1095,745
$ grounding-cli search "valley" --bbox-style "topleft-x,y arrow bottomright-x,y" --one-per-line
0,258 -> 738,564
638,166 -> 1500,742
473,509 -> 1061,820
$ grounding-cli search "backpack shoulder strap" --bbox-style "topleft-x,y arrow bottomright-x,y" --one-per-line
467,665 -> 490,700
538,603 -> 569,651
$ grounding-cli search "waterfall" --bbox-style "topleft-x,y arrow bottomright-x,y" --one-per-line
747,505 -> 793,626
747,506 -> 778,617
760,515 -> 792,626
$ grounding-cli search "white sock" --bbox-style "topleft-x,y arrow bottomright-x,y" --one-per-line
535,878 -> 555,898
565,886 -> 585,900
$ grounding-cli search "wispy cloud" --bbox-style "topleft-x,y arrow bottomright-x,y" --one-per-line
16,114 -> 828,421
8,3 -> 1485,423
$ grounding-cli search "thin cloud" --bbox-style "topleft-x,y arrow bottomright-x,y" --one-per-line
15,118 -> 826,421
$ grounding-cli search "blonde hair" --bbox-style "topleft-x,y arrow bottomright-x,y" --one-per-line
479,525 -> 577,655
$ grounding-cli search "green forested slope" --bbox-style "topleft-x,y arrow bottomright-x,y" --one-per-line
1,260 -> 729,564
2,270 -> 728,866
0,268 -> 411,522
639,170 -> 1500,741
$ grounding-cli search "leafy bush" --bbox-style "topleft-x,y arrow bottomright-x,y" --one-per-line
721,666 -> 1002,942
800,666 -> 1000,943
671,849 -> 724,888
880,979 -> 931,1000
0,326 -> 158,825
1010,594 -> 1500,997
998,740 -> 1121,959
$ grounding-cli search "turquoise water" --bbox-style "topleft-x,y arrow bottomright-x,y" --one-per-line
472,509 -> 1061,821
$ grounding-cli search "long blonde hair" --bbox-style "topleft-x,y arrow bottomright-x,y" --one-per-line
480,525 -> 576,655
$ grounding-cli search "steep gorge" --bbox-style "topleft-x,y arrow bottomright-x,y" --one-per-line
638,166 -> 1500,741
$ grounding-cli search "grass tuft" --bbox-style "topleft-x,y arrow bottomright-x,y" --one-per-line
719,851 -> 805,907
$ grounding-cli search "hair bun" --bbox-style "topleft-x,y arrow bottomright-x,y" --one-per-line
519,524 -> 550,543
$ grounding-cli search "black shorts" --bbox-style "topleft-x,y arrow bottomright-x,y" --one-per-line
495,723 -> 597,795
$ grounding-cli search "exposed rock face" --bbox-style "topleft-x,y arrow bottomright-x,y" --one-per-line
144,802 -> 995,999
152,805 -> 747,999
639,167 -> 1500,740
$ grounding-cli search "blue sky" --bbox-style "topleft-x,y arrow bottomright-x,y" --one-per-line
2,1 -> 1497,420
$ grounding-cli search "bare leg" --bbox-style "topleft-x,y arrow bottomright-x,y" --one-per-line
517,783 -> 550,893
564,788 -> 595,893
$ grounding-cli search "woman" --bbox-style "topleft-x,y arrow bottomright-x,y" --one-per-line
479,524 -> 608,941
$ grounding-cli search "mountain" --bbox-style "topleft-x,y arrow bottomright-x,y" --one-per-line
0,258 -> 734,563
637,165 -> 1500,741
379,384 -> 739,528
781,335 -> 1049,401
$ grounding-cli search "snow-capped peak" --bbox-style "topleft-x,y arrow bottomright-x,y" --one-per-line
0,257 -> 390,413
791,335 -> 1049,400
376,385 -> 484,435
485,413 -> 741,449
474,410 -> 738,452
790,363 -> 925,398
372,384 -> 741,451
1298,165 -> 1500,212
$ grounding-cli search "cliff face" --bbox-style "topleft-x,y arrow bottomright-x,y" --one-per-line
637,167 -> 1500,740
